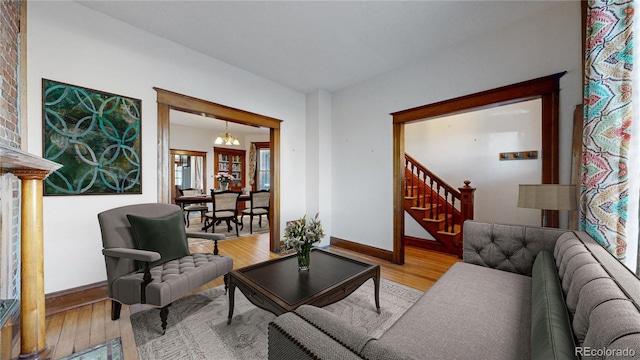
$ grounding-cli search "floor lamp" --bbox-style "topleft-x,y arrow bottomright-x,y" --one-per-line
517,184 -> 578,227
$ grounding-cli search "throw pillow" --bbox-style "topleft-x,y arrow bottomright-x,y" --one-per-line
531,251 -> 578,360
126,210 -> 190,269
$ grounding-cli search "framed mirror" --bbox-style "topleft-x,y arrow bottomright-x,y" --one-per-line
170,149 -> 207,203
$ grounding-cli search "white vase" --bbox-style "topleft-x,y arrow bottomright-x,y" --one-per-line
220,183 -> 229,191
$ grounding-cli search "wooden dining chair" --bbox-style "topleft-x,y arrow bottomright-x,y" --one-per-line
180,188 -> 208,227
240,190 -> 270,233
204,190 -> 241,236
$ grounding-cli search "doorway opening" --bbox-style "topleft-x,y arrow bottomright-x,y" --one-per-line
391,73 -> 565,264
155,88 -> 283,253
170,149 -> 207,203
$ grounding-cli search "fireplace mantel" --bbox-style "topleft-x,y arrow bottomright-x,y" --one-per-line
0,144 -> 61,174
0,143 -> 61,360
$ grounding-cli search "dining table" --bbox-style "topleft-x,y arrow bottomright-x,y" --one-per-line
174,192 -> 251,232
174,193 -> 251,208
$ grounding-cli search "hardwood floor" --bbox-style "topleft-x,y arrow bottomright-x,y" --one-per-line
12,232 -> 460,359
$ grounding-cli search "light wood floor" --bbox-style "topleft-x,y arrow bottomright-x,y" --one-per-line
12,232 -> 460,359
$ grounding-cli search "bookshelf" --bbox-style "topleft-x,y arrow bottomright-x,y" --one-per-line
214,147 -> 246,191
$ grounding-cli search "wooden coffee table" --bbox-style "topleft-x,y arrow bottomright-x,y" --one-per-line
226,248 -> 380,324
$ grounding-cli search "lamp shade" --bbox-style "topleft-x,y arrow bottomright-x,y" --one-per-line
517,184 -> 577,211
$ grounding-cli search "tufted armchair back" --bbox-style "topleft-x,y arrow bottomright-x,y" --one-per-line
462,220 -> 566,276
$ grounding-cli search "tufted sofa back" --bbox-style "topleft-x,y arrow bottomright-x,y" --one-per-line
463,221 -> 566,276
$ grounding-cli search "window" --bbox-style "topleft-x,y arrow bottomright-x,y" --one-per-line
257,148 -> 270,190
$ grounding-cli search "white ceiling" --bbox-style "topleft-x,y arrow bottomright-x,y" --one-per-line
77,0 -> 566,94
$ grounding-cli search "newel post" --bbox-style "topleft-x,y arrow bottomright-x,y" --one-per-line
458,180 -> 476,223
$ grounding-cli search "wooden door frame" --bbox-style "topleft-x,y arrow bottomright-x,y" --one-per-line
155,88 -> 283,253
391,72 -> 565,264
170,149 -> 207,203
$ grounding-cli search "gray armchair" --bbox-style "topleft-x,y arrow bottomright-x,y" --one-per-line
98,203 -> 233,334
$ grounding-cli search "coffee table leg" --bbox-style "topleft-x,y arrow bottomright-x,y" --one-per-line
227,282 -> 236,324
374,276 -> 381,314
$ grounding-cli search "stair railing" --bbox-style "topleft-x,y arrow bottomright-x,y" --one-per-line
404,154 -> 476,233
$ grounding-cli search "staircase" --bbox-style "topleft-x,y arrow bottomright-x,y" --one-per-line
404,154 -> 476,258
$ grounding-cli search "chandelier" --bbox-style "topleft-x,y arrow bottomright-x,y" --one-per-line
214,121 -> 240,146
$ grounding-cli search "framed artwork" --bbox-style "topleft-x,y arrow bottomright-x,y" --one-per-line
42,79 -> 142,195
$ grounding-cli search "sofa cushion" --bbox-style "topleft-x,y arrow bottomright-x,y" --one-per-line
530,251 -> 577,360
379,262 -> 531,360
126,210 -> 190,268
111,253 -> 232,306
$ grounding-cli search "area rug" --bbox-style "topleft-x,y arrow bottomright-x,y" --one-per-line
131,278 -> 422,360
60,338 -> 122,360
186,214 -> 269,242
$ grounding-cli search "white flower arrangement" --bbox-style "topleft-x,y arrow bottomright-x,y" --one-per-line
283,213 -> 326,252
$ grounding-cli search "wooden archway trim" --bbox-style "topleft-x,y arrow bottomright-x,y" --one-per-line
391,72 -> 565,264
155,88 -> 283,253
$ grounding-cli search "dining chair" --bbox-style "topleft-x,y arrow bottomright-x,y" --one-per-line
180,188 -> 208,227
204,190 -> 241,236
240,190 -> 270,234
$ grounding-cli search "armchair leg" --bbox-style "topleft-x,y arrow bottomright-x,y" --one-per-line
160,304 -> 171,335
111,300 -> 122,320
224,273 -> 229,294
240,214 -> 245,230
214,239 -> 219,255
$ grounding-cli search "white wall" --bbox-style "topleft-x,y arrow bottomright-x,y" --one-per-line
170,124 -> 216,192
27,1 -> 306,293
305,90 -> 332,244
331,2 -> 582,251
406,99 -> 542,227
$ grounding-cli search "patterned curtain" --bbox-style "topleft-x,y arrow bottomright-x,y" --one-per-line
248,143 -> 257,187
194,157 -> 202,191
581,0 -> 634,265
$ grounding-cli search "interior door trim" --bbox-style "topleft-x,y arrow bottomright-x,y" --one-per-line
390,72 -> 565,264
155,88 -> 283,253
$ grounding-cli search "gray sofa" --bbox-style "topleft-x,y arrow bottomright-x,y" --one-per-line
268,220 -> 640,360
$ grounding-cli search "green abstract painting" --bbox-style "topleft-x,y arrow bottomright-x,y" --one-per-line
42,79 -> 141,195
